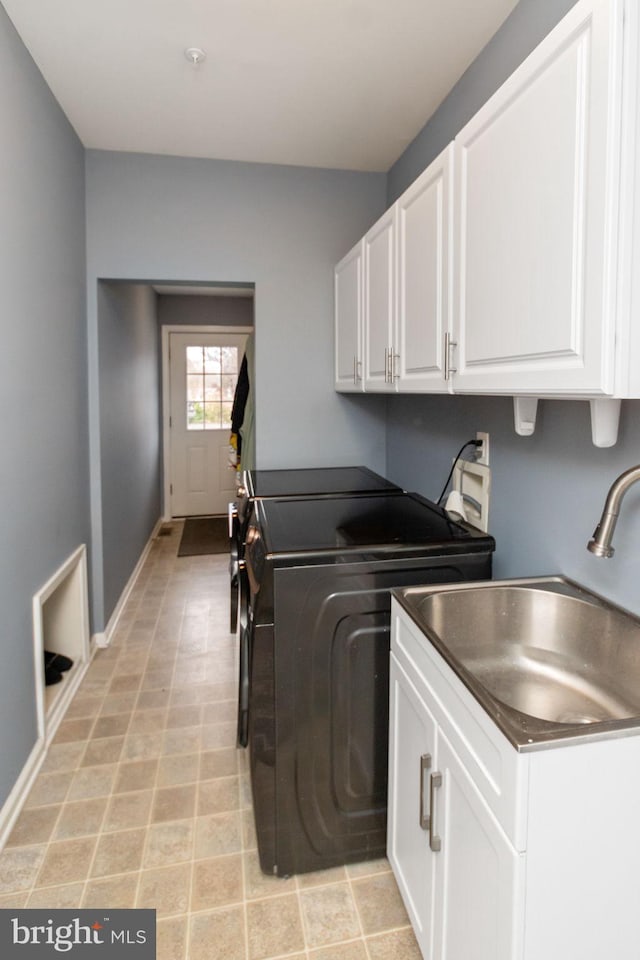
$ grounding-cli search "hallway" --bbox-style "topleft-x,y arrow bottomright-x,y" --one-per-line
0,525 -> 420,960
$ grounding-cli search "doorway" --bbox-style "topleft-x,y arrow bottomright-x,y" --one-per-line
165,330 -> 249,517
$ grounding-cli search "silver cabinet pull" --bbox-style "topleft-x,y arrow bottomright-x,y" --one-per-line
228,502 -> 238,538
419,753 -> 432,830
383,347 -> 400,383
353,355 -> 357,384
355,358 -> 362,382
444,332 -> 457,381
429,771 -> 443,852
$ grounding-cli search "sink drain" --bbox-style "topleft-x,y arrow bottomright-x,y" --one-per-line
555,711 -> 598,725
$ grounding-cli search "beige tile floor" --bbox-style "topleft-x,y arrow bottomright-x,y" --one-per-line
0,523 -> 421,960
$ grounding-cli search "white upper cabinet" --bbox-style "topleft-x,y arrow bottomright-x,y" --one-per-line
452,0 -> 626,397
334,0 -> 640,443
360,145 -> 454,393
334,241 -> 364,392
363,207 -> 396,391
396,145 -> 454,392
335,146 -> 454,394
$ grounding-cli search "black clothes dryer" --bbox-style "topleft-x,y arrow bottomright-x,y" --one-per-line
243,491 -> 495,877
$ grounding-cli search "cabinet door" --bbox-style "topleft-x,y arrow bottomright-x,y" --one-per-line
388,654 -> 437,959
396,144 -> 453,393
433,728 -> 525,960
364,208 -> 395,391
335,242 -> 364,392
453,0 -> 623,395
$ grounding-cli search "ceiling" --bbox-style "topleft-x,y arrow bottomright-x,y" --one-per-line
4,0 -> 518,173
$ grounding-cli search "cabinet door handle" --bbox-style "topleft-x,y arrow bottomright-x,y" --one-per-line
355,358 -> 362,382
429,771 -> 443,852
392,351 -> 400,382
419,753 -> 432,830
384,347 -> 390,383
444,332 -> 457,381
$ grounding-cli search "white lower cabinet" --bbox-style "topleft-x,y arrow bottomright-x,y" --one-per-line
387,655 -> 437,956
388,653 -> 524,960
433,728 -> 523,960
389,600 -> 640,960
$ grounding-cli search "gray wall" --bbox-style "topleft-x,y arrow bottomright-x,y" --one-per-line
85,151 -> 388,479
385,0 -> 640,617
0,6 -> 89,804
97,283 -> 162,624
157,294 -> 254,328
385,396 -> 640,614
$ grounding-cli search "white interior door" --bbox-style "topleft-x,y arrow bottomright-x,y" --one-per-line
169,331 -> 247,517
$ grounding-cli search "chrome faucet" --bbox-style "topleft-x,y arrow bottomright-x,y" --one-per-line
587,465 -> 640,558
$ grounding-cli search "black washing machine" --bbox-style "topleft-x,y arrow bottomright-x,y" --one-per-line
243,491 -> 495,876
228,466 -> 400,635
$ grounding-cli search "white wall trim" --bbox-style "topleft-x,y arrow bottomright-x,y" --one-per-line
32,545 -> 91,743
0,653 -> 92,848
0,737 -> 46,852
0,662 -> 95,849
99,516 -> 164,648
0,521 -> 163,851
161,324 -> 253,519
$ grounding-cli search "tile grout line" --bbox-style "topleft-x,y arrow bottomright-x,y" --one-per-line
134,582 -> 176,921
82,603 -> 148,907
345,867 -> 371,959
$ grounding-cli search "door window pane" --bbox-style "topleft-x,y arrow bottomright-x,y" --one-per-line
186,346 -> 203,373
221,374 -> 236,401
204,375 -> 221,401
221,347 -> 237,373
187,374 -> 204,402
204,347 -> 221,374
186,345 -> 240,430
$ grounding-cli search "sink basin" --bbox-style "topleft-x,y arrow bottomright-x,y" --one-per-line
396,577 -> 640,746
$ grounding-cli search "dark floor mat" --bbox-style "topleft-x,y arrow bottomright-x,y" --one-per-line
177,516 -> 229,557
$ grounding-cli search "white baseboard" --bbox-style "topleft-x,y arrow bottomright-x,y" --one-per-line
0,652 -> 93,851
99,517 -> 163,648
0,518 -> 163,851
0,738 -> 46,851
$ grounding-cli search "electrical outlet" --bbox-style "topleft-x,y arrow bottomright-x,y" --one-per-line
475,431 -> 490,466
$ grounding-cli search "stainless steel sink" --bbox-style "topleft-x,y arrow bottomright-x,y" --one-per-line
395,577 -> 640,748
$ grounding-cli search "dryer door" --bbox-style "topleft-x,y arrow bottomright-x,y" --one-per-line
270,558 -> 484,875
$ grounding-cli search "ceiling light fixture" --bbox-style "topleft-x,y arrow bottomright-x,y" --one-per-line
184,47 -> 206,66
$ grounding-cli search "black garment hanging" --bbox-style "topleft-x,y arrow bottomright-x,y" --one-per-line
230,353 -> 250,457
